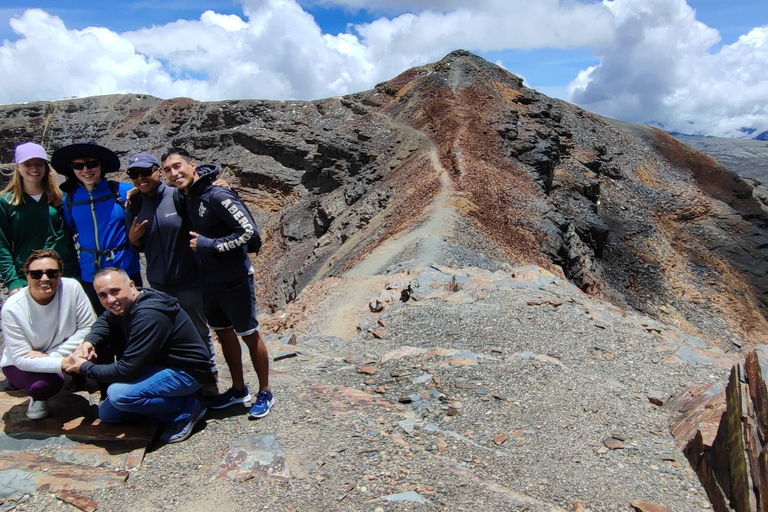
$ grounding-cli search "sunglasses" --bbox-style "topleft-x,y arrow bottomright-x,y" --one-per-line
27,268 -> 61,280
127,166 -> 159,180
71,160 -> 100,171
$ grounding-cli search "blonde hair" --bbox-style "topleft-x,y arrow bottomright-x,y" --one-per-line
1,162 -> 63,207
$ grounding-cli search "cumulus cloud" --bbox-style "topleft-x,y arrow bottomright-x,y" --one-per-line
568,0 -> 768,137
0,0 -> 614,105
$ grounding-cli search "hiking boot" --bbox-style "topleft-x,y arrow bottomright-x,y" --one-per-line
209,386 -> 251,410
248,390 -> 274,419
160,400 -> 207,444
26,398 -> 49,420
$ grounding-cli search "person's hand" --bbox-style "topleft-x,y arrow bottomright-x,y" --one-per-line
9,288 -> 21,296
61,355 -> 75,371
125,187 -> 139,206
129,217 -> 148,247
24,350 -> 47,359
212,178 -> 231,189
73,342 -> 96,361
189,231 -> 199,252
64,353 -> 88,374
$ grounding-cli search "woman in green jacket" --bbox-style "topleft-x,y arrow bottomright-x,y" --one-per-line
0,142 -> 79,294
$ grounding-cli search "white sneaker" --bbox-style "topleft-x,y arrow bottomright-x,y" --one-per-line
26,398 -> 49,420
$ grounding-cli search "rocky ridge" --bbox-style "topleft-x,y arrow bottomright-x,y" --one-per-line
1,50 -> 767,347
1,50 -> 768,510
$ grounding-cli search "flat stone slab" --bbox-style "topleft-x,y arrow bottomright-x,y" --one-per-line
216,433 -> 290,481
0,451 -> 129,495
0,377 -> 156,497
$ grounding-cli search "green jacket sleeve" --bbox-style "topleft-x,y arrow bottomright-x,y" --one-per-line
0,197 -> 25,291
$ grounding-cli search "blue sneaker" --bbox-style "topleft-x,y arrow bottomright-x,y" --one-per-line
209,386 -> 251,410
248,390 -> 275,419
160,400 -> 206,444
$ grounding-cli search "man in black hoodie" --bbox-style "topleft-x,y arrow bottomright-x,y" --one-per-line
161,148 -> 273,419
63,267 -> 213,444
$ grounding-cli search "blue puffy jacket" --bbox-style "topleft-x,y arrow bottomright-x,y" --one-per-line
62,179 -> 141,282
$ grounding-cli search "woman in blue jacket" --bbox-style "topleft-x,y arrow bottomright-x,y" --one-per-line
52,142 -> 141,314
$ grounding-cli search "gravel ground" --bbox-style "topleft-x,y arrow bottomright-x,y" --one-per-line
3,266 -> 727,512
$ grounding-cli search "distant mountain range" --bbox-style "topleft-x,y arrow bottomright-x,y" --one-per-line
671,132 -> 768,183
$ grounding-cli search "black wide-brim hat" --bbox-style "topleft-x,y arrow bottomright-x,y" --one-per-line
51,142 -> 121,180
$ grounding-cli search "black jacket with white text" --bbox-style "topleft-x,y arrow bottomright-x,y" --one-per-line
185,163 -> 258,284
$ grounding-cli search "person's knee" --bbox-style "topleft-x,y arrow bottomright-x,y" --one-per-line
105,383 -> 138,409
28,375 -> 64,399
242,332 -> 263,348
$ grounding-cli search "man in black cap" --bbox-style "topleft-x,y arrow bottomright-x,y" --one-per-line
52,142 -> 141,314
125,152 -> 217,388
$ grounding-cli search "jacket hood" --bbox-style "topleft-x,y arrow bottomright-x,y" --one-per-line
195,163 -> 220,180
130,288 -> 179,316
188,163 -> 220,196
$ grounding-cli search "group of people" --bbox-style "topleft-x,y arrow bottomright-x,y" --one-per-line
0,141 -> 273,444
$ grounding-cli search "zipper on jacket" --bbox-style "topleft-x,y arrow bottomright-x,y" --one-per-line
88,189 -> 101,267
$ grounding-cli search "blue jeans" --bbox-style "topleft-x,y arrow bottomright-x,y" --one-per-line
99,366 -> 202,424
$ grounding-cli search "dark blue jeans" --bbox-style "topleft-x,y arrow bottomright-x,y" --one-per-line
99,366 -> 201,424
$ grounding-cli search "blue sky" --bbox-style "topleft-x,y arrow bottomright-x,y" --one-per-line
1,0 -> 767,137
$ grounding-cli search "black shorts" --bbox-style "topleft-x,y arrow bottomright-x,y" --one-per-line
202,275 -> 258,336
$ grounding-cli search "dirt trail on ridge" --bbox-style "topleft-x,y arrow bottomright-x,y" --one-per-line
311,146 -> 457,340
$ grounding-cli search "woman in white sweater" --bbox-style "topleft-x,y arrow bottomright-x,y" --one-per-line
1,249 -> 96,419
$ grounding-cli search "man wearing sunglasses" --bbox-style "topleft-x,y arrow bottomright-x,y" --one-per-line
124,152 -> 217,388
51,142 -> 142,315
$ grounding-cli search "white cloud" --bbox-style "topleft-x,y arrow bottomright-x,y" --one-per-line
568,0 -> 768,137
0,0 -> 615,105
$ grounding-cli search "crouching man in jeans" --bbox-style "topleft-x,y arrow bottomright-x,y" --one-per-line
63,267 -> 214,443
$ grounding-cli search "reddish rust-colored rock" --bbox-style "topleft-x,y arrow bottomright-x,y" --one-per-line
629,500 -> 675,512
493,433 -> 508,446
668,350 -> 768,512
357,365 -> 377,375
56,491 -> 99,512
371,328 -> 387,339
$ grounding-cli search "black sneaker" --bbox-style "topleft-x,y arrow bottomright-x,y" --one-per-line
209,386 -> 251,410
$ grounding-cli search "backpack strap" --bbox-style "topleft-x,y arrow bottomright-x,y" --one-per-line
65,181 -> 129,271
171,188 -> 192,235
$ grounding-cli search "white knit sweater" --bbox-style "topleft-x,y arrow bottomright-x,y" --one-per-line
1,278 -> 96,373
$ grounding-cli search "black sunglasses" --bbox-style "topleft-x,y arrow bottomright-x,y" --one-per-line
71,160 -> 100,171
127,165 -> 159,180
27,268 -> 61,280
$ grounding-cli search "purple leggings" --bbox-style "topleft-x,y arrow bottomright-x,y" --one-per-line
2,365 -> 64,401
